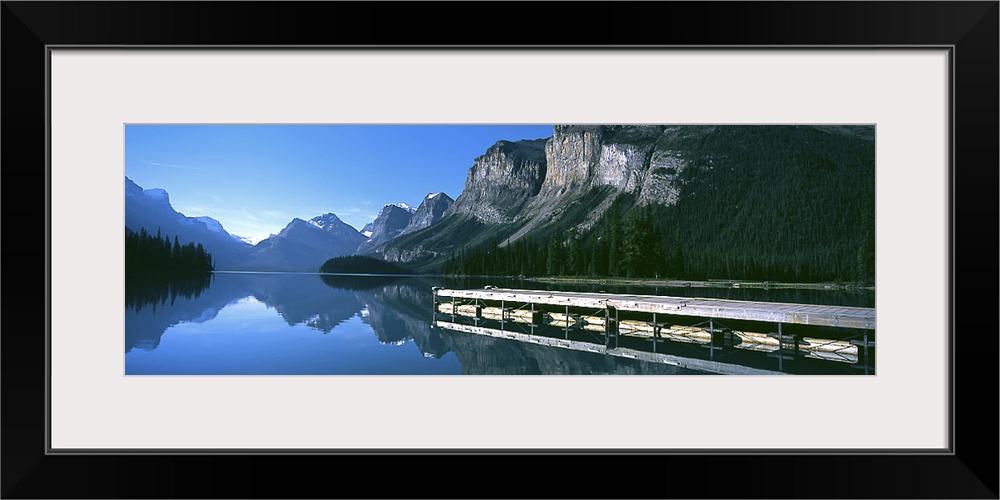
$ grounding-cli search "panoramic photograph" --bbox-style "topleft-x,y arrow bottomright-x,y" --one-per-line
124,124 -> 876,375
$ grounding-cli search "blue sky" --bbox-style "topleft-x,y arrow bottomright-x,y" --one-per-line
125,125 -> 554,244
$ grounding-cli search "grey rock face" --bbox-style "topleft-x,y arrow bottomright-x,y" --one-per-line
541,125 -> 665,194
638,147 -> 687,206
505,125 -> 670,240
356,204 -> 416,254
381,125 -> 686,265
399,192 -> 454,236
539,125 -> 603,194
380,244 -> 447,265
444,138 -> 548,224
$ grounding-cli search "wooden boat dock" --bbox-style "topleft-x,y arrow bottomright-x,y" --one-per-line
432,288 -> 875,330
431,287 -> 876,374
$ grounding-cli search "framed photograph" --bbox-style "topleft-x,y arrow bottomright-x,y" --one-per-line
4,2 -> 996,498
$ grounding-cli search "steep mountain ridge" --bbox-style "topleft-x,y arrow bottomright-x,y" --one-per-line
381,127 -> 671,267
443,138 -> 548,224
356,204 -> 417,255
399,192 -> 454,237
381,125 -> 876,281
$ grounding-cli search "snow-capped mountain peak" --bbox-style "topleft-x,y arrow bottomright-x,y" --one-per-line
389,202 -> 416,213
398,191 -> 454,238
355,203 -> 418,254
309,212 -> 340,227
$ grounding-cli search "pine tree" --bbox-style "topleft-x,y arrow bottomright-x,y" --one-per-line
670,227 -> 684,278
546,232 -> 560,276
607,207 -> 622,276
565,229 -> 580,276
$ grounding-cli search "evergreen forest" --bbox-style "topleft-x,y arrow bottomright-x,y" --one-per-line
125,227 -> 215,278
319,255 -> 414,275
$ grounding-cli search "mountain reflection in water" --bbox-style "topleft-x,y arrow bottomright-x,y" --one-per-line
125,273 -> 871,375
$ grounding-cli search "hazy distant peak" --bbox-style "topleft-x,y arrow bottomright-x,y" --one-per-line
143,188 -> 168,200
231,234 -> 254,245
194,216 -> 225,233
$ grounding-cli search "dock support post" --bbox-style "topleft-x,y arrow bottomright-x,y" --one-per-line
501,299 -> 505,331
530,302 -> 536,334
777,323 -> 783,371
850,330 -> 875,374
604,306 -> 610,347
604,307 -> 610,347
451,295 -> 455,322
863,330 -> 870,375
649,312 -> 663,353
432,288 -> 437,324
615,308 -> 620,349
604,306 -> 618,348
565,304 -> 569,339
709,319 -> 714,360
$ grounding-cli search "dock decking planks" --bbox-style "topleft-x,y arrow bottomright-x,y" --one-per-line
434,288 -> 875,330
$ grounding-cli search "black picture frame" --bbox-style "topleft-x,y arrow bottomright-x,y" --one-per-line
3,2 -> 996,498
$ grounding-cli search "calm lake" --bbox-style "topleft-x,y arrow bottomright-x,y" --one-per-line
125,272 -> 875,375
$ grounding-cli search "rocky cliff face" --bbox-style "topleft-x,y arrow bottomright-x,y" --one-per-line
457,125 -> 679,240
380,126 -> 688,267
444,138 -> 548,224
538,125 -> 665,194
356,204 -> 416,254
503,125 -> 676,241
399,192 -> 454,237
539,125 -> 603,194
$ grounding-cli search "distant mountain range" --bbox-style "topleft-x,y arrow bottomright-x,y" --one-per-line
125,177 -> 253,268
125,177 -> 455,272
125,124 -> 875,281
231,213 -> 368,272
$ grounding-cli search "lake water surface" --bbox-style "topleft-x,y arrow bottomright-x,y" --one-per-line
125,273 -> 874,375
